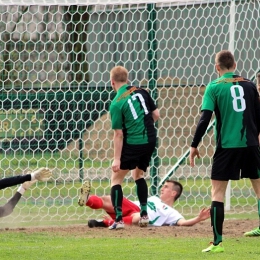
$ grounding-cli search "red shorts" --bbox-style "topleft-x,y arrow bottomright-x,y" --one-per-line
107,197 -> 140,220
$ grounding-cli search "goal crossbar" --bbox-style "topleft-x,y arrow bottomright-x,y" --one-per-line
0,0 -> 231,6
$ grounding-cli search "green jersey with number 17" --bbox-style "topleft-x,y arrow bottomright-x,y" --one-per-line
202,72 -> 260,148
110,84 -> 157,145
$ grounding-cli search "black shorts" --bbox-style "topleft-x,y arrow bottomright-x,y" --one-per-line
211,146 -> 260,180
120,142 -> 156,172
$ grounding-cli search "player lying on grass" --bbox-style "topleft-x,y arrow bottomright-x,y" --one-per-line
78,179 -> 210,228
0,167 -> 52,218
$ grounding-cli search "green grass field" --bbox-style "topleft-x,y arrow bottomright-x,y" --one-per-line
0,232 -> 259,260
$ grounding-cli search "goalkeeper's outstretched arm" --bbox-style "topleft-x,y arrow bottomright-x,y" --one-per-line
0,192 -> 22,218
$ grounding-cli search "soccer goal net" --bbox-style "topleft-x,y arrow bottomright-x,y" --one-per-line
0,0 -> 259,226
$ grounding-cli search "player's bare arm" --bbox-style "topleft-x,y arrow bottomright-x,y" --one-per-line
177,208 -> 210,226
112,129 -> 123,173
152,108 -> 160,122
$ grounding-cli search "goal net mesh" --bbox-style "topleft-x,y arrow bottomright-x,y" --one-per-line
0,0 -> 259,226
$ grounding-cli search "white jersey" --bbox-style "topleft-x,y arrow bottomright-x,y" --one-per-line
132,196 -> 184,226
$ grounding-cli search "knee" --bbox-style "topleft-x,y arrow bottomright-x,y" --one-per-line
132,168 -> 144,181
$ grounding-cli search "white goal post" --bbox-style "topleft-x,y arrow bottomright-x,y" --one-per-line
0,0 -> 259,226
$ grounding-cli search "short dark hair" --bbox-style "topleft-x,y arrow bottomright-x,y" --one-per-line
165,179 -> 183,201
215,50 -> 235,70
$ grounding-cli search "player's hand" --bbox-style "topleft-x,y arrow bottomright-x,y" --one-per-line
112,159 -> 121,172
189,147 -> 200,167
198,208 -> 210,221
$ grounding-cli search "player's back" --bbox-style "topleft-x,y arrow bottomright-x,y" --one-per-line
123,87 -> 156,144
112,85 -> 157,144
203,73 -> 260,148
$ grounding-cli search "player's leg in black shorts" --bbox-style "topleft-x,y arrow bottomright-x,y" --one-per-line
120,142 -> 156,171
211,146 -> 260,180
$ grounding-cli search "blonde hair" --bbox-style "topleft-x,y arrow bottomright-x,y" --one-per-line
110,66 -> 128,83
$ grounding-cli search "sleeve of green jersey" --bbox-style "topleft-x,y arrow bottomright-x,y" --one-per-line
201,84 -> 215,111
110,104 -> 123,129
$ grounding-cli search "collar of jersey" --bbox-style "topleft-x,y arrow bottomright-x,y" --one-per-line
221,72 -> 235,78
117,84 -> 129,95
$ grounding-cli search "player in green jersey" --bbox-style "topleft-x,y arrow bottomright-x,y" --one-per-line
190,50 -> 260,253
108,66 -> 159,230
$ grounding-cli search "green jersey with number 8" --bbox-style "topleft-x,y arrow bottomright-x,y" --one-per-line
110,84 -> 157,145
202,72 -> 260,148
